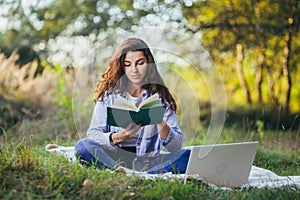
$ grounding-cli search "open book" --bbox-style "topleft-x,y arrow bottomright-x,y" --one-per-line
107,93 -> 165,128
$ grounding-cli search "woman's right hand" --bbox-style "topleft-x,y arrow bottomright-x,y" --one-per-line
112,123 -> 141,143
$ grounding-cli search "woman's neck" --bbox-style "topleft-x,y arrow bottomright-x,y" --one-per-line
126,83 -> 144,97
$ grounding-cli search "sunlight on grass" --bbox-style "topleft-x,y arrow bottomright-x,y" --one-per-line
1,133 -> 300,199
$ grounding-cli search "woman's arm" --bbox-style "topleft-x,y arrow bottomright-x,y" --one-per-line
158,106 -> 184,152
86,98 -> 117,150
157,120 -> 170,140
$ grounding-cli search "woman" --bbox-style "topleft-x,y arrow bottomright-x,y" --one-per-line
75,38 -> 190,173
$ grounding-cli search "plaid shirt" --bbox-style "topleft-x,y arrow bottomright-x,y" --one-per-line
86,90 -> 184,158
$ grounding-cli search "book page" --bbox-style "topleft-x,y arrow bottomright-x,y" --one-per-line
138,93 -> 162,109
111,96 -> 138,111
140,99 -> 162,108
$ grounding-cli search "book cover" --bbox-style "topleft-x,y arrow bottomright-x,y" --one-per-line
106,94 -> 165,127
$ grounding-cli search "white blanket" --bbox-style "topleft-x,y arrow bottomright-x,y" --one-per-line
45,144 -> 300,189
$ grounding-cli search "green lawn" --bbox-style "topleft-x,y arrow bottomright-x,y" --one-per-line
1,128 -> 300,199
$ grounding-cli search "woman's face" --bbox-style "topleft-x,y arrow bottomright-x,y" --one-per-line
123,50 -> 148,86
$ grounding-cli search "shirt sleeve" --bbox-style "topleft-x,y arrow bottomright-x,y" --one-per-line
86,98 -> 117,151
160,106 -> 184,152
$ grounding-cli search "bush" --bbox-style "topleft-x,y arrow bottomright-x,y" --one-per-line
0,51 -> 78,143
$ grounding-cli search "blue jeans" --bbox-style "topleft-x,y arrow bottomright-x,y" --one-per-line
75,138 -> 190,174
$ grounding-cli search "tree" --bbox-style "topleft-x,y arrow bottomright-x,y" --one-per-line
0,0 -> 152,62
182,0 -> 300,112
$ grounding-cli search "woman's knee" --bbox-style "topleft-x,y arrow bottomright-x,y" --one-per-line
75,138 -> 99,158
182,149 -> 191,157
171,149 -> 191,160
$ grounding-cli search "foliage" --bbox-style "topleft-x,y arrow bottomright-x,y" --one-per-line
0,52 -> 77,143
182,0 -> 300,112
51,64 -> 76,129
0,0 -> 151,54
1,0 -> 300,112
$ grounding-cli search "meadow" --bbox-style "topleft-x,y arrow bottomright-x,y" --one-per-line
0,53 -> 300,199
1,130 -> 299,199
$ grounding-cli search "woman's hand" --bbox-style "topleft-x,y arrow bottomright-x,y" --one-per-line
112,123 -> 141,143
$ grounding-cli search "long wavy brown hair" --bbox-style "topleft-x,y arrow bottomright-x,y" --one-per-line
94,38 -> 177,111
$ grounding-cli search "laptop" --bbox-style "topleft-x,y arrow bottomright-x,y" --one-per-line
185,141 -> 258,187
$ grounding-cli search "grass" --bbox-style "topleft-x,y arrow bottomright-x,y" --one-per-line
0,131 -> 300,200
1,107 -> 300,199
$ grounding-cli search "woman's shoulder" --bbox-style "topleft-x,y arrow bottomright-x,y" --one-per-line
96,90 -> 122,103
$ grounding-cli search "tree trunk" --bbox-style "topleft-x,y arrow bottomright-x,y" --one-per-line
235,43 -> 252,104
256,46 -> 265,104
266,66 -> 280,106
282,18 -> 294,112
